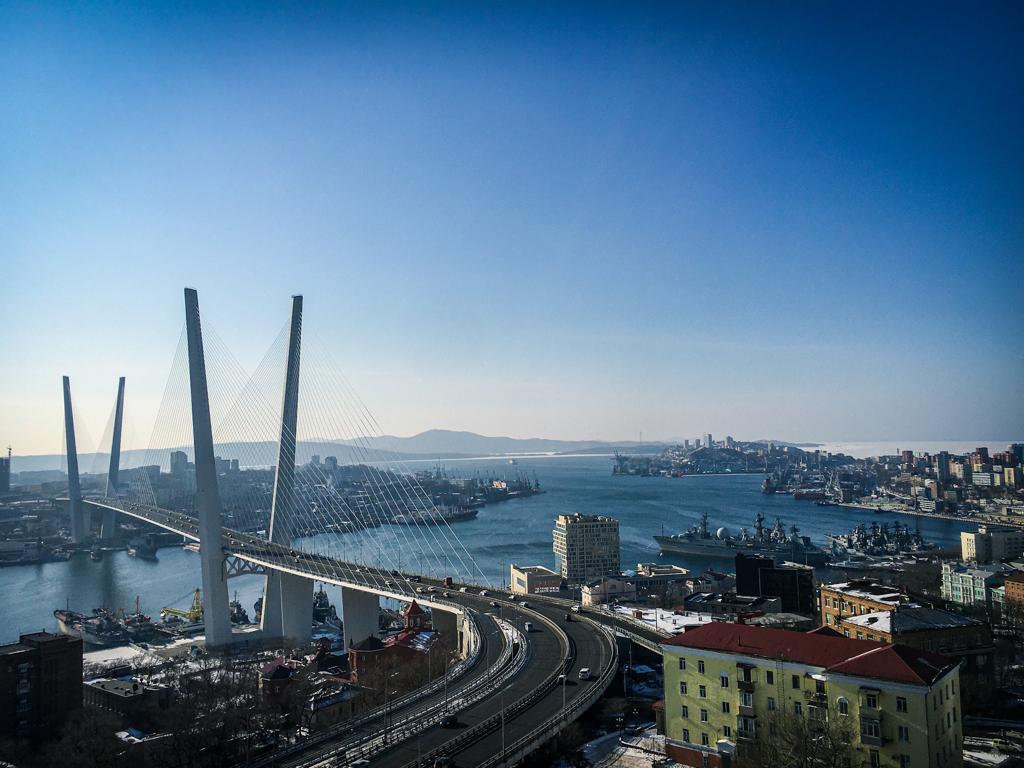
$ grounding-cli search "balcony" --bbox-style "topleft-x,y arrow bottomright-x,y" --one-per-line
737,730 -> 756,742
739,704 -> 756,718
860,733 -> 883,747
738,680 -> 755,693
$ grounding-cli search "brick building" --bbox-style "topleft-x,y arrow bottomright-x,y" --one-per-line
0,631 -> 83,743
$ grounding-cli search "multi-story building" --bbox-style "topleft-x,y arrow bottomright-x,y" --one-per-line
662,623 -> 963,768
509,563 -> 563,595
941,563 -> 1013,609
819,579 -> 911,629
0,448 -> 10,492
837,605 -> 996,710
582,577 -> 636,606
960,525 -> 1024,564
736,553 -> 815,615
552,513 -> 620,584
0,631 -> 83,743
1005,572 -> 1024,611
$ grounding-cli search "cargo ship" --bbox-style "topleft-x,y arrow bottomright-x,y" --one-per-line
393,506 -> 478,526
654,511 -> 830,566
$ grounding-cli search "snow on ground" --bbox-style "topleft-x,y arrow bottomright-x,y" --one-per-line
84,644 -> 157,666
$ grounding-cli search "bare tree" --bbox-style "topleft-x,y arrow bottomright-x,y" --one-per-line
738,704 -> 858,768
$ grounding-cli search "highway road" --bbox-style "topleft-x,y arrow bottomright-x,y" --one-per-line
85,499 -> 621,768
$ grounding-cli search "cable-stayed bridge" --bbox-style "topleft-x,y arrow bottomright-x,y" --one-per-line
55,288 -> 645,766
61,289 -> 489,650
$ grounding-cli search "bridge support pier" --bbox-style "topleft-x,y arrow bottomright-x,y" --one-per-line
62,376 -> 86,544
432,609 -> 459,653
100,376 -> 125,540
279,572 -> 313,648
341,587 -> 379,650
184,288 -> 232,649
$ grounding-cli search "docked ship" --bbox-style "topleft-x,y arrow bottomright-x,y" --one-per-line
53,607 -> 129,647
393,506 -> 478,526
654,511 -> 830,566
825,521 -> 936,558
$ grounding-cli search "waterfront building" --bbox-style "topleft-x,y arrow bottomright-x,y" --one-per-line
705,433 -> 714,449
509,563 -> 563,595
552,513 -> 620,584
0,631 -> 83,743
819,579 -> 911,629
941,563 -> 1014,610
0,449 -> 9,492
661,623 -> 963,768
169,450 -> 188,477
960,525 -> 1024,564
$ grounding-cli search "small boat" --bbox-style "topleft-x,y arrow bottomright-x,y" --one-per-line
89,547 -> 103,562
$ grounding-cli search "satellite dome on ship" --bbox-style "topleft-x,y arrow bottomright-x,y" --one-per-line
715,527 -> 730,540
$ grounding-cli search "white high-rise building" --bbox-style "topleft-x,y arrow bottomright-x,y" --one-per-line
553,513 -> 620,584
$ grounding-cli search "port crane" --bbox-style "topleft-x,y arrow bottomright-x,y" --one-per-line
161,588 -> 203,622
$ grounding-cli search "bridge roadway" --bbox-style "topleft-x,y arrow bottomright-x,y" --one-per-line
366,595 -> 614,768
83,499 -> 621,767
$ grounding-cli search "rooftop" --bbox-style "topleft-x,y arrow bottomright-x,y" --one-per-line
513,564 -> 559,576
663,623 -> 957,686
823,579 -> 907,605
843,606 -> 984,635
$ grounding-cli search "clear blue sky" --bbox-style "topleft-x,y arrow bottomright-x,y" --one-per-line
2,1 -> 1022,454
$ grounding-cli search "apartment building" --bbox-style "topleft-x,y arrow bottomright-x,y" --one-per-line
662,623 -> 962,768
552,513 -> 620,583
819,579 -> 911,629
960,525 -> 1024,564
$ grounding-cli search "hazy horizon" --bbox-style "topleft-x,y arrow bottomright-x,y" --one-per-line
3,3 -> 1022,455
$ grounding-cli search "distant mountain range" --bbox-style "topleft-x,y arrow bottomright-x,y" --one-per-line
10,429 -> 670,474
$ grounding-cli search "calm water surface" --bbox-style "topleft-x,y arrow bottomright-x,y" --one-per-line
0,455 -> 974,643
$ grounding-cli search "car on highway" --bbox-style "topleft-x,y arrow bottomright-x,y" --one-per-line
416,587 -> 426,593
489,601 -> 498,607
385,580 -> 395,587
428,586 -> 437,592
524,621 -> 533,633
479,590 -> 489,596
521,601 -> 530,608
439,714 -> 458,728
459,587 -> 468,592
564,613 -> 572,622
571,604 -> 581,613
578,667 -> 592,681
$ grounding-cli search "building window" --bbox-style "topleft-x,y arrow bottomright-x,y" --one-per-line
766,670 -> 774,685
794,702 -> 802,716
953,706 -> 957,723
899,756 -> 911,768
865,692 -> 878,709
683,728 -> 690,743
699,685 -> 707,699
679,657 -> 686,671
700,708 -> 708,722
870,750 -> 881,768
680,681 -> 688,695
837,697 -> 849,715
720,673 -> 729,688
896,696 -> 907,713
740,691 -> 753,708
701,733 -> 709,746
862,720 -> 881,739
792,675 -> 801,690
898,725 -> 910,743
682,705 -> 689,718
698,660 -> 705,674
767,696 -> 776,711
722,701 -> 730,714
723,725 -> 732,738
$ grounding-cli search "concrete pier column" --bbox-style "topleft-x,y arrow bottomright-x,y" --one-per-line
62,376 -> 85,544
279,572 -> 314,647
261,296 -> 303,641
341,587 -> 379,650
432,608 -> 458,652
100,376 -> 125,540
184,288 -> 232,649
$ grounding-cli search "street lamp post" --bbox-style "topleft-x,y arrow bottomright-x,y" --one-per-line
383,670 -> 401,746
558,673 -> 567,719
